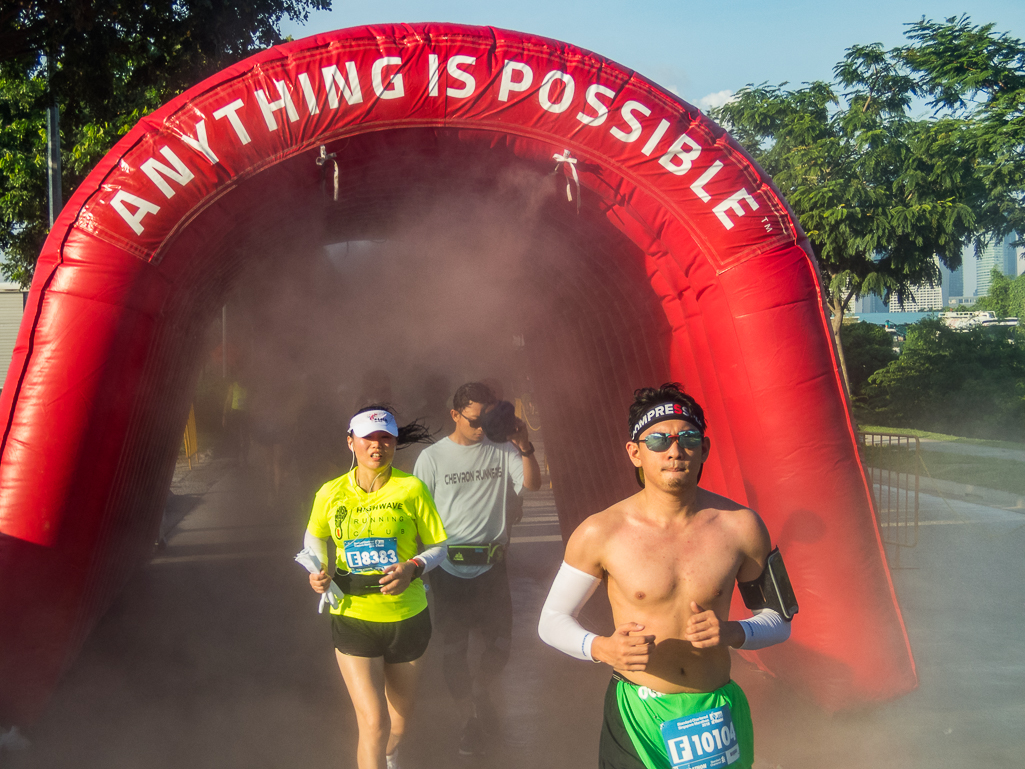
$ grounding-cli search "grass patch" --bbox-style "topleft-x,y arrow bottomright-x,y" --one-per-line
863,446 -> 1025,497
858,425 -> 1025,452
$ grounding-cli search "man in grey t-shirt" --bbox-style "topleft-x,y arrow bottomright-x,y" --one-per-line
413,381 -> 541,756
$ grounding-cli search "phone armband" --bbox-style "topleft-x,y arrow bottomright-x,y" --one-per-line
737,547 -> 798,621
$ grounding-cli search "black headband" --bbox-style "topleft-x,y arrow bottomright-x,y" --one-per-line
630,401 -> 706,441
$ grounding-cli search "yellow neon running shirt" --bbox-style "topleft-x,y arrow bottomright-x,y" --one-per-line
307,468 -> 447,622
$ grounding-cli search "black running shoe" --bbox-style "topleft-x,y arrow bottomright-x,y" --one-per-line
458,716 -> 486,756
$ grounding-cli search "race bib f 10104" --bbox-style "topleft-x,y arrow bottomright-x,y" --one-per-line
660,704 -> 740,769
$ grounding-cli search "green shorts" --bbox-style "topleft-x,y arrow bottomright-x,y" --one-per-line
599,675 -> 753,769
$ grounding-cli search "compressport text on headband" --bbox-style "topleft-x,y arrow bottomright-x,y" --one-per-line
630,401 -> 706,441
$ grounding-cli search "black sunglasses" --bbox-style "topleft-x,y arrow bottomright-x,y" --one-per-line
459,410 -> 487,429
637,431 -> 703,452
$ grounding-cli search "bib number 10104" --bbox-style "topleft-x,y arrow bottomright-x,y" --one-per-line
660,705 -> 741,769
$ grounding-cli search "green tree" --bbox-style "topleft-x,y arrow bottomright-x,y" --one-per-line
866,318 -> 1025,440
899,16 -> 1025,238
973,269 -> 1025,347
712,41 -> 989,394
840,321 -> 898,397
1,0 -> 330,286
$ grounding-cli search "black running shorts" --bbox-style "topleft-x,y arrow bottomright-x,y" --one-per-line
331,608 -> 432,663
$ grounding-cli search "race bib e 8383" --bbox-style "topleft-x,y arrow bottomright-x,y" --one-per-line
660,704 -> 740,769
343,537 -> 398,573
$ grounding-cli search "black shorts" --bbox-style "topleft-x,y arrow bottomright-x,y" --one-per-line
331,609 -> 432,663
429,560 -> 512,641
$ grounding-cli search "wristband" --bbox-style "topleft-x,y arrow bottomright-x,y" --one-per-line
519,441 -> 535,457
410,557 -> 425,580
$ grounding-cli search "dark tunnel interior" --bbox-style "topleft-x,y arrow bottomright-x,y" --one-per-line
97,127 -> 678,606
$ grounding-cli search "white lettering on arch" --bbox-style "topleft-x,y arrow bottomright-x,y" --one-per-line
498,61 -> 533,101
372,56 -> 404,99
447,55 -> 476,98
576,84 -> 615,126
641,119 -> 671,156
255,79 -> 299,131
428,54 -> 440,97
178,120 -> 218,165
323,63 -> 364,107
610,100 -> 651,143
539,70 -> 575,113
140,147 -> 194,199
659,133 -> 702,175
110,190 -> 160,236
713,188 -> 760,229
690,161 -> 724,202
297,72 -> 319,115
212,100 -> 251,145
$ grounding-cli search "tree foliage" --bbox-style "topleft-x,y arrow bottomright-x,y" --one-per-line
711,16 -> 1024,394
839,321 -> 898,397
973,268 -> 1025,335
899,16 -> 1025,237
865,318 -> 1025,440
0,0 -> 330,286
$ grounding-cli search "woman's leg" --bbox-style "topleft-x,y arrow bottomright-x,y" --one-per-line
382,658 -> 422,757
335,651 -> 388,769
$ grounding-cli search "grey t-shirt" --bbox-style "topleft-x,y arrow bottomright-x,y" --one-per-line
413,436 -> 525,578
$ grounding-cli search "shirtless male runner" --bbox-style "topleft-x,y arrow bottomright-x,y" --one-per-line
538,384 -> 797,769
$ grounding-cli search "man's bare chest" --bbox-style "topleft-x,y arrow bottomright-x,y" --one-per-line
605,528 -> 743,607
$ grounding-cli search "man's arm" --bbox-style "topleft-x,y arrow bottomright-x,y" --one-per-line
538,514 -> 655,669
685,510 -> 791,650
509,419 -> 541,491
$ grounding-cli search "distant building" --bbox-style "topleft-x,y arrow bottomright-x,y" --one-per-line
941,310 -> 1018,331
943,263 -> 964,298
1,282 -> 28,390
947,295 -> 978,308
886,255 -> 948,312
855,293 -> 888,314
974,233 -> 1018,296
889,277 -> 943,312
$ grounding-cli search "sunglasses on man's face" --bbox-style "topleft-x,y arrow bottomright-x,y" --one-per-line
459,411 -> 486,429
637,431 -> 704,452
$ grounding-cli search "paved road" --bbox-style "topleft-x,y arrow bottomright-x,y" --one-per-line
4,462 -> 1024,768
916,438 -> 1025,463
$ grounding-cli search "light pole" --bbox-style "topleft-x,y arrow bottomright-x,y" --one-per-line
45,54 -> 62,227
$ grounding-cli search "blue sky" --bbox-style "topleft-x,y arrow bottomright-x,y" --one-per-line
281,0 -> 1025,112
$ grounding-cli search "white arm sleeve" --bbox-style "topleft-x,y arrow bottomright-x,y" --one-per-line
738,608 -> 791,650
413,540 -> 448,573
538,561 -> 602,661
304,530 -> 330,571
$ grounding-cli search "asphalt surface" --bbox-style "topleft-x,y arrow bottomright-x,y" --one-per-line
2,458 -> 1023,769
916,438 -> 1025,463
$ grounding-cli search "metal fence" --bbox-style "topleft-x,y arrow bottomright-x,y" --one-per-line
858,432 -> 920,566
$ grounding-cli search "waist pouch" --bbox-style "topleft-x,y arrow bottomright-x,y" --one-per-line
332,571 -> 383,595
448,543 -> 505,566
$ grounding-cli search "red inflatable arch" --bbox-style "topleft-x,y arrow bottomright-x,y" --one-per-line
0,23 -> 916,723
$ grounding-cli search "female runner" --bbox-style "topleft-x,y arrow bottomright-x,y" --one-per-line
306,405 -> 447,769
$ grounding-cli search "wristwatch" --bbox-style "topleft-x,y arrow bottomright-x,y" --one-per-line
519,441 -> 535,457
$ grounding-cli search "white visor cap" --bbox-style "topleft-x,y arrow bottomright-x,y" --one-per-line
349,409 -> 399,438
